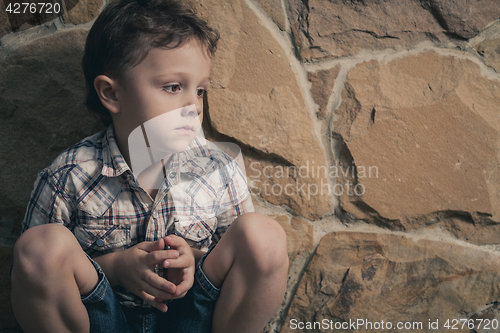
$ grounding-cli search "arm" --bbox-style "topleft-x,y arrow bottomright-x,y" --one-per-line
21,169 -> 75,232
212,157 -> 255,244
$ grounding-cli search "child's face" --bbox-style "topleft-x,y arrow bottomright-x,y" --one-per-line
114,40 -> 211,150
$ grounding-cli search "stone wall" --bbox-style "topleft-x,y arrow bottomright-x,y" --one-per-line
1,0 -> 499,332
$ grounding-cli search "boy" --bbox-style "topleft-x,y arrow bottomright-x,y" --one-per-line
10,0 -> 289,332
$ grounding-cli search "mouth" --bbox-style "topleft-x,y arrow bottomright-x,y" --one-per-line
175,125 -> 195,132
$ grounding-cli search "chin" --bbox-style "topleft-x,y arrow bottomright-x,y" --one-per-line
159,138 -> 196,154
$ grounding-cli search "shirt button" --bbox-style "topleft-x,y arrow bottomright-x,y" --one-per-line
152,211 -> 158,218
96,239 -> 105,247
197,230 -> 204,238
168,172 -> 176,179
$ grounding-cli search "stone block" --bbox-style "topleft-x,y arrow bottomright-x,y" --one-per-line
192,0 -> 333,219
287,0 -> 500,61
0,29 -> 105,239
283,232 -> 500,332
333,51 -> 500,230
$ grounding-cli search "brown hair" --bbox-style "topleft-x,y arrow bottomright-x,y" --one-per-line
82,0 -> 219,126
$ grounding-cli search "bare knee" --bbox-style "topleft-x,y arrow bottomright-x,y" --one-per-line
13,224 -> 80,282
232,213 -> 289,274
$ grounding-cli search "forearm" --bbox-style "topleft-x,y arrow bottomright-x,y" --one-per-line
92,251 -> 121,287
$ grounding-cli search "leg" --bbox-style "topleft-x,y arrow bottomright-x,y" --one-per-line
11,224 -> 99,333
202,213 -> 289,333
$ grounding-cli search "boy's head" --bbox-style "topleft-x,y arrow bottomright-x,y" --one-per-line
82,0 -> 219,127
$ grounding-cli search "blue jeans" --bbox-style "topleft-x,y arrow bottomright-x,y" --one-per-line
81,248 -> 220,333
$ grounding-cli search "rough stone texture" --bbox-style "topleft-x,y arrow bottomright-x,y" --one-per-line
0,193 -> 23,248
242,153 -> 333,220
424,0 -> 500,39
273,215 -> 314,265
4,0 -> 60,32
469,302 -> 500,333
0,247 -> 15,331
0,29 -> 105,240
0,0 -> 12,37
193,0 -> 333,219
62,0 -> 103,25
1,0 -> 85,34
254,0 -> 286,31
282,232 -> 500,333
431,217 -> 500,246
475,37 -> 500,73
333,51 -> 500,230
262,213 -> 315,333
308,66 -> 340,119
287,0 -> 500,61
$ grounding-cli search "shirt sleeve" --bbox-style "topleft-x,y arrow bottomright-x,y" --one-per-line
211,161 -> 255,245
21,168 -> 74,233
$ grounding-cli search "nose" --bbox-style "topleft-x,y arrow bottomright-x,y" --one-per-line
181,104 -> 200,117
182,90 -> 202,117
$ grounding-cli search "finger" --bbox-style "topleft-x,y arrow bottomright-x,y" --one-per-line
140,291 -> 169,312
162,255 -> 192,269
173,274 -> 194,297
142,270 -> 177,294
136,238 -> 165,253
144,249 -> 179,266
163,235 -> 188,249
139,279 -> 174,301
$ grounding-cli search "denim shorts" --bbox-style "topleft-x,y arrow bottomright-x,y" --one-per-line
81,247 -> 220,333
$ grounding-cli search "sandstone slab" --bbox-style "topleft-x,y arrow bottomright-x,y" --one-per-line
282,232 -> 500,333
0,0 -> 12,37
423,0 -> 500,39
273,215 -> 314,265
0,29 -> 104,242
241,152 -> 333,220
432,216 -> 500,246
287,0 -> 500,61
260,213 -> 315,333
62,0 -> 103,25
5,0 -> 59,32
193,0 -> 333,219
254,0 -> 286,31
308,66 -> 340,120
333,51 -> 500,229
475,37 -> 500,74
2,0 -> 85,33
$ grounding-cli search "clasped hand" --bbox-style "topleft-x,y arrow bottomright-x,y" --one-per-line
114,235 -> 195,312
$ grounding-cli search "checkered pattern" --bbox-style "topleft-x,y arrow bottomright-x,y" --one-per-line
22,126 -> 254,295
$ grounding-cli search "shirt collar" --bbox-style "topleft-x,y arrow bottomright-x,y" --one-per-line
164,137 -> 214,187
101,125 -> 132,177
101,130 -> 216,182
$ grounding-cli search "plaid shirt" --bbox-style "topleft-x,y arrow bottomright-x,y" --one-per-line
21,126 -> 253,305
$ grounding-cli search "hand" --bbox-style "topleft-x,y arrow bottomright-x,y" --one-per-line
113,238 -> 180,312
161,235 -> 195,300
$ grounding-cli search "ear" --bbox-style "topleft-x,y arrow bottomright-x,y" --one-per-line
94,75 -> 121,114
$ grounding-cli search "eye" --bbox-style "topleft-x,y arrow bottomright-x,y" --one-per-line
164,84 -> 181,93
196,88 -> 206,98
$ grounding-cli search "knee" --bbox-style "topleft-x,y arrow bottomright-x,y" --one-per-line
232,213 -> 289,274
13,224 -> 78,279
